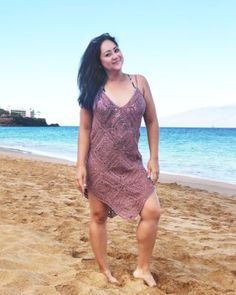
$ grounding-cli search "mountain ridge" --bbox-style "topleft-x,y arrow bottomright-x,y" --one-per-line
159,105 -> 236,127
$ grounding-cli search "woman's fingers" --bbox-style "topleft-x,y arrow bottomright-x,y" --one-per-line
82,180 -> 87,194
150,170 -> 159,184
78,176 -> 87,194
77,180 -> 83,193
76,166 -> 87,194
147,159 -> 160,184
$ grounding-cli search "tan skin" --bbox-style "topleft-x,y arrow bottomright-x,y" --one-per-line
76,40 -> 161,287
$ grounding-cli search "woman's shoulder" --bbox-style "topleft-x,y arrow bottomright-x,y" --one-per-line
130,73 -> 146,82
129,74 -> 149,93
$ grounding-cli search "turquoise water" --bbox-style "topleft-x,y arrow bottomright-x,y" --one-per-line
0,126 -> 235,184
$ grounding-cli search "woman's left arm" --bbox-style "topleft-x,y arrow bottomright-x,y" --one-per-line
139,75 -> 160,184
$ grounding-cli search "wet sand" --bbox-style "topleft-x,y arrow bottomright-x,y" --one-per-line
0,151 -> 235,294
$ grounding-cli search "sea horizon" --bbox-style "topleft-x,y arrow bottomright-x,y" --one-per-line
0,126 -> 235,185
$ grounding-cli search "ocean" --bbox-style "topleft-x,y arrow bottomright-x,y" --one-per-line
0,126 -> 235,184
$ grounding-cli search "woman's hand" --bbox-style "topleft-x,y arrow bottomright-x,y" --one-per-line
147,158 -> 160,184
76,165 -> 87,194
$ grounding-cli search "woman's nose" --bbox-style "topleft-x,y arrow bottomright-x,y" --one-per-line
112,53 -> 119,60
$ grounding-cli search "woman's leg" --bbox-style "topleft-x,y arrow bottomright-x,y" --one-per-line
133,191 -> 161,287
88,192 -> 118,283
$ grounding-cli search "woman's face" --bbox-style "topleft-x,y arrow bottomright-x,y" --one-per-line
100,40 -> 124,72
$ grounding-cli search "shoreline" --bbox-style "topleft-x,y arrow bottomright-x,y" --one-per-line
0,146 -> 235,197
1,146 -> 236,294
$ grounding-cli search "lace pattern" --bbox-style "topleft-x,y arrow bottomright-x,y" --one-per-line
85,87 -> 155,219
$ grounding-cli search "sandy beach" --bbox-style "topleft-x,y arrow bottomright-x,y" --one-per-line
0,150 -> 235,295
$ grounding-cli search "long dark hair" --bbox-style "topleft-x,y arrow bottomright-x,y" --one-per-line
77,33 -> 118,110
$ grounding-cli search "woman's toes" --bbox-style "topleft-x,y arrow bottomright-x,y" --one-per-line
133,269 -> 157,287
102,270 -> 120,285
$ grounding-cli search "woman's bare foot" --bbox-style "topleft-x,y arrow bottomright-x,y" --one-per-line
102,269 -> 120,285
133,268 -> 157,287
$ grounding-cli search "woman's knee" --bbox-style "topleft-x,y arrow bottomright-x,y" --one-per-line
88,193 -> 108,224
148,205 -> 161,220
90,210 -> 107,224
141,193 -> 161,221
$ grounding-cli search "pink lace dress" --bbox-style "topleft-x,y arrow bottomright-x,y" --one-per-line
85,80 -> 155,219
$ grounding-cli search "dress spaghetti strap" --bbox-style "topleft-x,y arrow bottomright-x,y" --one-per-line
134,75 -> 138,88
127,74 -> 137,89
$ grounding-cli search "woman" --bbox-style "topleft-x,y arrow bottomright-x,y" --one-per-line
76,33 -> 161,287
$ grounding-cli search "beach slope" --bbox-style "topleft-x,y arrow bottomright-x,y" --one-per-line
0,153 -> 235,294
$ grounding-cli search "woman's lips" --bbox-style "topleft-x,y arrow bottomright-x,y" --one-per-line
112,60 -> 121,65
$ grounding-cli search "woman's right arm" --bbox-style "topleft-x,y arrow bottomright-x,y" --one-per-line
76,107 -> 93,194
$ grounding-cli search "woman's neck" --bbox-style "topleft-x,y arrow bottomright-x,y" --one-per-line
106,71 -> 126,82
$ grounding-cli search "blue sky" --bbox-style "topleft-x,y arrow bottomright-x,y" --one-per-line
0,0 -> 235,125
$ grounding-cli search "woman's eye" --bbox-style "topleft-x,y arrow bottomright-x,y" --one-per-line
114,48 -> 120,53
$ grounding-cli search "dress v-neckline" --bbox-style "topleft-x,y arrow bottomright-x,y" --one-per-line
102,88 -> 138,109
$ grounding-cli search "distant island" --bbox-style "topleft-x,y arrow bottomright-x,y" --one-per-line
0,108 -> 59,127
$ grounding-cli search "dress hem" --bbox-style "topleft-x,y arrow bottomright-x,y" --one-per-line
85,186 -> 156,220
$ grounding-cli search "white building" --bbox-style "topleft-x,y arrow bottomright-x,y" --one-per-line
10,109 -> 27,117
10,108 -> 35,118
0,106 -> 38,118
